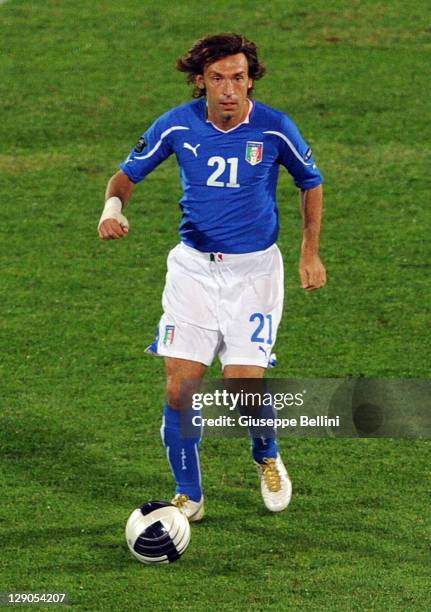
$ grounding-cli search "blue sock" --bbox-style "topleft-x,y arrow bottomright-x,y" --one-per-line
161,404 -> 203,502
249,401 -> 278,463
252,437 -> 278,463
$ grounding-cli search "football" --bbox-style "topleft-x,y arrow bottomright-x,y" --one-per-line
125,501 -> 191,564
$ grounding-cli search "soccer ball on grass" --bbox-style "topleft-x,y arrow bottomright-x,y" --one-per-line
125,501 -> 191,564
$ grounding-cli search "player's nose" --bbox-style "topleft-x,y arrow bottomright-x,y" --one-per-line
223,79 -> 234,95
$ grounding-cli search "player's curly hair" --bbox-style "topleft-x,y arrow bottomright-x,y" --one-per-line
176,33 -> 266,98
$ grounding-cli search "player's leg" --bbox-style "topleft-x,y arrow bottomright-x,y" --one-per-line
148,244 -> 221,521
165,356 -> 207,410
219,245 -> 291,511
161,357 -> 207,522
223,364 -> 291,512
219,244 -> 284,463
151,317 -> 218,521
223,364 -> 279,462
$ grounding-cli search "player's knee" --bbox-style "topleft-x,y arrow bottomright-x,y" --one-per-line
166,380 -> 202,410
166,364 -> 206,409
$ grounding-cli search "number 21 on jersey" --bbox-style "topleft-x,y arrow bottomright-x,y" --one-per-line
207,156 -> 240,188
250,313 -> 273,345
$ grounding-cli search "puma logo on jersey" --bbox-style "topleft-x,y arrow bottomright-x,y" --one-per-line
183,142 -> 201,157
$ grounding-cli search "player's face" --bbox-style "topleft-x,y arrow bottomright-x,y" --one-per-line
196,53 -> 253,129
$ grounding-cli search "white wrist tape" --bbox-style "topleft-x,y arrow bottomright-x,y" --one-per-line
98,196 -> 129,230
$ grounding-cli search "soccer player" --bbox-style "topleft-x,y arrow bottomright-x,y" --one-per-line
98,33 -> 326,521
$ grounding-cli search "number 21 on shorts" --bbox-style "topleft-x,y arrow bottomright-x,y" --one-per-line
249,313 -> 273,345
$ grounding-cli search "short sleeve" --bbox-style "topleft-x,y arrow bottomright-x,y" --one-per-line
119,115 -> 175,183
267,115 -> 323,190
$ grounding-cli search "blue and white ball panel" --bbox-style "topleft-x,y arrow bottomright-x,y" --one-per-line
133,521 -> 181,563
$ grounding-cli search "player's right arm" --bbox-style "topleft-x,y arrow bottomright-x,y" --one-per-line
98,171 -> 135,240
98,109 -> 178,240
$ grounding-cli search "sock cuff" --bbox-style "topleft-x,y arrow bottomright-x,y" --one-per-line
164,403 -> 182,426
163,404 -> 202,442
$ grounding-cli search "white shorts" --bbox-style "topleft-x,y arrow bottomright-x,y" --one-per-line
146,242 -> 284,368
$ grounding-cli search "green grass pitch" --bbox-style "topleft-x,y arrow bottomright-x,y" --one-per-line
1,0 -> 430,609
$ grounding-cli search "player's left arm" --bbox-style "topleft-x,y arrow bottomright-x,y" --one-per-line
272,113 -> 327,291
299,185 -> 326,291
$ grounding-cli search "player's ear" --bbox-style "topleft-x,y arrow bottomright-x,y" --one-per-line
247,78 -> 253,90
195,74 -> 205,90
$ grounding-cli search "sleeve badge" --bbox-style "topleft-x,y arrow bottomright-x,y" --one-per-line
304,147 -> 313,161
134,137 -> 146,153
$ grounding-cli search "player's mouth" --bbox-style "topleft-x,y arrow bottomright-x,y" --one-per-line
220,101 -> 237,110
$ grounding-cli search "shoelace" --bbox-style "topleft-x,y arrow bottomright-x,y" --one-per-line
172,494 -> 190,509
262,458 -> 282,492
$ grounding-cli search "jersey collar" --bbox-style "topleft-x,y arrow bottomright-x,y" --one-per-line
205,98 -> 254,133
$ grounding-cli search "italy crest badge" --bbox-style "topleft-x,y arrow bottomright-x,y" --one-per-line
245,141 -> 263,166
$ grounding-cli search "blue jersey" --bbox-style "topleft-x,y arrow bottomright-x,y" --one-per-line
120,98 -> 323,254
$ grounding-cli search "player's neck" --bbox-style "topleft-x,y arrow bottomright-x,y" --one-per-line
207,99 -> 251,131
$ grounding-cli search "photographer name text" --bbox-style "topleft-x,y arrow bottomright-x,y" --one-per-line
191,415 -> 340,429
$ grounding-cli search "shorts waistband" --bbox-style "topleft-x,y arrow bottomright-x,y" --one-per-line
179,242 -> 277,263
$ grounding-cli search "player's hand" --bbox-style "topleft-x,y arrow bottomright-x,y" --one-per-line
299,254 -> 327,291
98,217 -> 129,240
